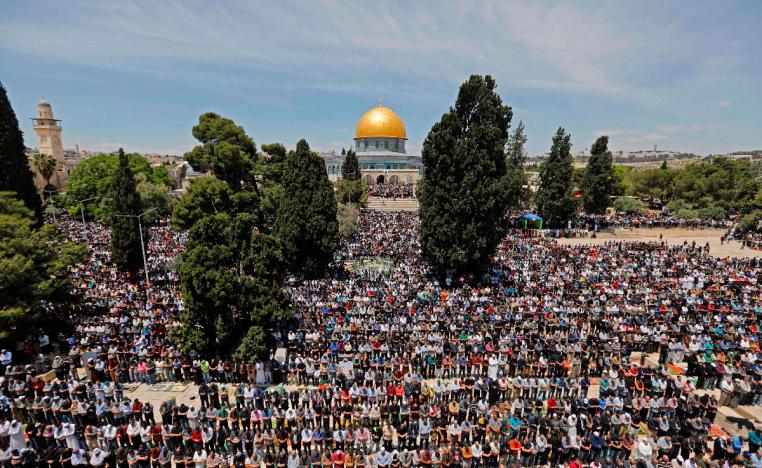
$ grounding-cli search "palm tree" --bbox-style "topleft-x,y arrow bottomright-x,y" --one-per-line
32,153 -> 57,191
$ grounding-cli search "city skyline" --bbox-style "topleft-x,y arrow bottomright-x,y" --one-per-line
1,0 -> 760,156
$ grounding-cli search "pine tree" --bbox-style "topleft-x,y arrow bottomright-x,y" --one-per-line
184,112 -> 258,191
581,136 -> 615,214
0,83 -> 42,220
535,127 -> 578,227
111,148 -> 145,273
341,149 -> 361,181
417,75 -> 516,277
274,139 -> 338,277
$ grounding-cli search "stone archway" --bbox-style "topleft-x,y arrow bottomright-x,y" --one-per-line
389,175 -> 399,184
376,175 -> 385,184
363,175 -> 373,185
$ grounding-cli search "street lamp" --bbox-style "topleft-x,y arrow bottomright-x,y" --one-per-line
43,188 -> 61,223
114,207 -> 157,304
77,197 -> 97,225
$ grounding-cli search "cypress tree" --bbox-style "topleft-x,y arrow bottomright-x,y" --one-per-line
274,139 -> 338,277
0,83 -> 42,220
417,74 -> 515,277
505,121 -> 529,210
111,148 -> 144,273
341,149 -> 361,181
535,127 -> 578,227
581,136 -> 615,214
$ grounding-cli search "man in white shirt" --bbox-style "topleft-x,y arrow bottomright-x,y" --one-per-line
0,350 -> 11,375
193,448 -> 208,468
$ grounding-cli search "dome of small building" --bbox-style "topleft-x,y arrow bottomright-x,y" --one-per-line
355,105 -> 407,140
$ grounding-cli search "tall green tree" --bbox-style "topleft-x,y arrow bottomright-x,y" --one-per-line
176,212 -> 290,359
274,139 -> 338,277
0,83 -> 42,220
32,153 -> 57,190
535,127 -> 577,226
341,149 -> 361,181
417,75 -> 515,276
0,192 -> 84,346
505,121 -> 528,210
111,149 -> 145,274
581,136 -> 616,214
176,114 -> 292,361
184,112 -> 258,191
258,143 -> 287,227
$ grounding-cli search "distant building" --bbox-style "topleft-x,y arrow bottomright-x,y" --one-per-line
723,153 -> 753,161
30,99 -> 70,189
323,104 -> 422,186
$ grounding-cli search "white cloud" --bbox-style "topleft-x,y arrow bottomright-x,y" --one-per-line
0,0 -> 657,99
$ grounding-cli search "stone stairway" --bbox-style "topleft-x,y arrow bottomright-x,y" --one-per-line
365,197 -> 419,212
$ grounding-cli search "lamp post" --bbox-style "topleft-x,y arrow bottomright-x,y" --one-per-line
43,188 -> 61,223
77,197 -> 96,225
114,207 -> 157,304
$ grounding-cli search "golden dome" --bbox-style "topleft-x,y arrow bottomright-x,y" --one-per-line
354,105 -> 407,140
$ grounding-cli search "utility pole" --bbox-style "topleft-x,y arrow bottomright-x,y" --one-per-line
114,207 -> 157,304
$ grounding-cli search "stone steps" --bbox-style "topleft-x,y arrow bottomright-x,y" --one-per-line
365,197 -> 419,212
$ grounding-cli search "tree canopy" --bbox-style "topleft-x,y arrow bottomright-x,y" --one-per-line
581,136 -> 616,214
671,157 -> 758,212
176,212 -> 290,358
341,149 -> 361,181
624,156 -> 759,214
65,152 -> 171,220
535,127 -> 577,227
274,139 -> 338,278
184,112 -> 258,191
0,192 -> 84,346
0,83 -> 42,220
612,196 -> 646,214
417,75 -> 515,277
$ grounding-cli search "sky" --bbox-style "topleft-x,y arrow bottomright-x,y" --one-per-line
1,0 -> 760,156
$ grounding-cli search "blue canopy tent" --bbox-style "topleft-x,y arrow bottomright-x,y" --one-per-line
521,213 -> 543,229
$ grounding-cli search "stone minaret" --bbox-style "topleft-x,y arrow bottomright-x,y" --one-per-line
32,99 -> 64,161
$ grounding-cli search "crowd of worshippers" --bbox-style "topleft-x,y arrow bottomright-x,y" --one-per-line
368,184 -> 415,199
0,212 -> 761,467
725,228 -> 762,251
572,215 -> 733,231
